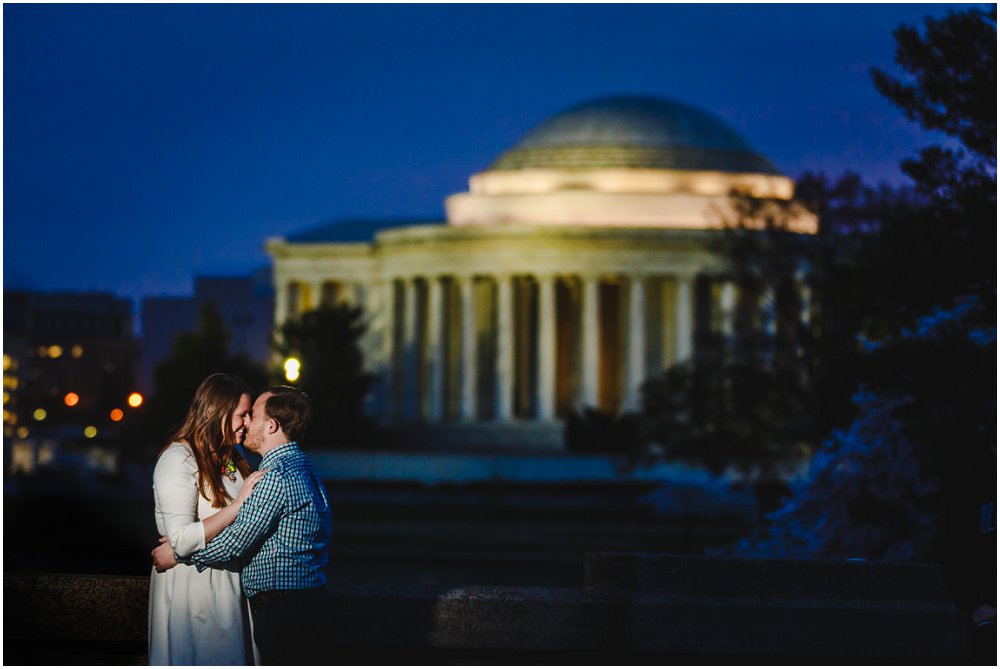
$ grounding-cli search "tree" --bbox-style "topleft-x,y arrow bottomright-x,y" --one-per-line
124,303 -> 268,462
869,6 -> 995,320
274,304 -> 376,449
734,8 -> 996,605
637,193 -> 817,487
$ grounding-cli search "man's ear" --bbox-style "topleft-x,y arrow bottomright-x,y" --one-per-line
265,417 -> 279,435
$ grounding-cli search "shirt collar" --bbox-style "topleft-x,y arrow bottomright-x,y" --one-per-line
259,441 -> 298,467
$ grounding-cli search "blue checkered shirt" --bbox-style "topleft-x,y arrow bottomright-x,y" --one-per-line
190,442 -> 331,597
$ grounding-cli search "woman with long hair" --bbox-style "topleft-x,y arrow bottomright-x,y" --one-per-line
148,373 -> 265,665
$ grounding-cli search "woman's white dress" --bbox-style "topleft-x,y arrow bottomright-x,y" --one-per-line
148,442 -> 255,665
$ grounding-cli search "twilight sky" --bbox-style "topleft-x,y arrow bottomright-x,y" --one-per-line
3,4 -> 969,304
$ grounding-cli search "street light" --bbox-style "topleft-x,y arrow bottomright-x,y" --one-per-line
127,392 -> 143,408
283,358 -> 301,382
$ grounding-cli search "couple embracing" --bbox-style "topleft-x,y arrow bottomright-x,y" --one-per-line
148,373 -> 331,665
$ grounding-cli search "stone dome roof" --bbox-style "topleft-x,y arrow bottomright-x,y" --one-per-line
491,95 -> 780,175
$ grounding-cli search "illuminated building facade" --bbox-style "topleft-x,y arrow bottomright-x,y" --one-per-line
2,290 -> 139,452
266,97 -> 815,447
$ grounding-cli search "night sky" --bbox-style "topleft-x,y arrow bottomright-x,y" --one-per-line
3,4 -> 969,304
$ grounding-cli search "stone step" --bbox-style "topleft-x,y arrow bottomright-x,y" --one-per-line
583,551 -> 955,603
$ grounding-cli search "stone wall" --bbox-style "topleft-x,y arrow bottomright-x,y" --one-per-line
3,553 -> 975,664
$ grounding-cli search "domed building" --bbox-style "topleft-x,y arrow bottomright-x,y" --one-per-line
266,96 -> 816,448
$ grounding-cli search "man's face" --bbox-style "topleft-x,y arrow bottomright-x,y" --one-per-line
244,393 -> 272,454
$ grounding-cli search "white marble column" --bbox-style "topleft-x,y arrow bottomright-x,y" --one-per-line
579,275 -> 600,408
459,276 -> 478,421
379,280 -> 396,422
494,274 -> 514,421
799,283 -> 812,327
426,277 -> 444,421
761,285 -> 777,366
401,278 -> 419,421
624,275 -> 646,412
536,274 -> 556,421
274,279 -> 289,328
762,285 -> 777,337
720,280 -> 737,337
675,276 -> 693,363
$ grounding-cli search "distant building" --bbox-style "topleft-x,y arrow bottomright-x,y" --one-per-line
2,290 -> 139,441
266,96 -> 816,448
139,267 -> 274,392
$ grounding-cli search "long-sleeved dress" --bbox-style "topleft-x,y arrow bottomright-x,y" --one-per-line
148,442 -> 254,665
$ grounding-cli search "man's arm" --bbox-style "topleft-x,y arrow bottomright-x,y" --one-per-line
189,473 -> 284,571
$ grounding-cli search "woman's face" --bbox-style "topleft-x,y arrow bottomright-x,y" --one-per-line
228,393 -> 252,444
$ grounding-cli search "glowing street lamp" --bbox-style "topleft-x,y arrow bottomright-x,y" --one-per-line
64,392 -> 80,407
110,408 -> 124,422
33,408 -> 47,421
84,425 -> 98,439
127,392 -> 143,408
283,358 -> 301,382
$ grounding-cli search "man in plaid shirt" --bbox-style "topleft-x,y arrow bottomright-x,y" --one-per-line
153,386 -> 332,664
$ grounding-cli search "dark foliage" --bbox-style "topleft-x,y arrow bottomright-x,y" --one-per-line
123,304 -> 268,463
274,304 -> 377,449
872,6 -> 996,160
564,407 -> 640,456
729,7 -> 996,580
640,352 -> 812,478
638,194 -> 819,477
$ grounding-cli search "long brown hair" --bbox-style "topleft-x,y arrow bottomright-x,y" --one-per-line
160,373 -> 253,509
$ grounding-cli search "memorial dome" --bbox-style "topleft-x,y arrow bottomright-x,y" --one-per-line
491,95 -> 780,175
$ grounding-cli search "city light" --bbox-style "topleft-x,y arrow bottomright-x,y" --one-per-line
127,392 -> 143,408
71,345 -> 84,358
84,425 -> 98,438
33,409 -> 47,421
3,354 -> 11,371
64,392 -> 80,407
283,357 -> 301,382
48,345 -> 63,358
110,408 -> 124,422
16,427 -> 29,438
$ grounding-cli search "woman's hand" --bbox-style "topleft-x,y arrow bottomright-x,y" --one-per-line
235,470 -> 266,506
152,536 -> 178,572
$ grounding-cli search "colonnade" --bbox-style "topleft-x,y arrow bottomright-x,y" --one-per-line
375,273 -> 702,424
272,271 -> 810,426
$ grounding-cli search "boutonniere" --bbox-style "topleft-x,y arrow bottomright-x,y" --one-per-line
221,459 -> 237,483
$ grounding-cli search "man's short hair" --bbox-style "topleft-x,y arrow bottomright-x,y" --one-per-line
262,386 -> 311,442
